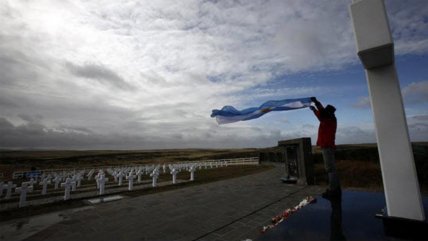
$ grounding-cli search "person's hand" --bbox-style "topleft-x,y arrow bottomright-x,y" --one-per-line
310,97 -> 317,102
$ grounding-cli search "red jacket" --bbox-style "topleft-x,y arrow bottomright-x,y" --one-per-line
314,104 -> 337,148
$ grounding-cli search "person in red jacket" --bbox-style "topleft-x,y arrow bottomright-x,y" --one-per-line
310,97 -> 341,199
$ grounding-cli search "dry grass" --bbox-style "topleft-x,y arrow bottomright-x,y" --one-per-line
312,142 -> 428,193
314,159 -> 427,193
315,160 -> 386,191
337,160 -> 383,190
0,149 -> 260,172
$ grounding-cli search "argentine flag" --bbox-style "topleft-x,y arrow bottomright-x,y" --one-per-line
211,97 -> 312,125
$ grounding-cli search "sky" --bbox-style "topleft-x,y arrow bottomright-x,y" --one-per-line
0,0 -> 427,150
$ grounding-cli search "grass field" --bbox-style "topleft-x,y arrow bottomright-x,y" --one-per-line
0,148 -> 260,170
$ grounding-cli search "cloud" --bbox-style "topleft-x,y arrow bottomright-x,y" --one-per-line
352,96 -> 371,109
0,94 -> 19,108
0,116 -> 160,149
334,115 -> 428,145
17,114 -> 43,123
336,126 -> 376,144
407,115 -> 428,142
353,80 -> 428,108
385,0 -> 428,55
66,62 -> 134,91
0,0 -> 427,149
0,115 -> 290,149
402,80 -> 428,104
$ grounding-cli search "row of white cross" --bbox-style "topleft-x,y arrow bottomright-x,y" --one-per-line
0,161 -> 228,208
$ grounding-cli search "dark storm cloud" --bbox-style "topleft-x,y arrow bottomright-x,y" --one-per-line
0,116 -> 258,150
0,117 -> 148,149
18,114 -> 43,123
66,62 -> 134,91
0,94 -> 19,108
0,49 -> 39,87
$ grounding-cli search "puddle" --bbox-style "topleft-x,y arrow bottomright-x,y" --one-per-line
0,206 -> 94,241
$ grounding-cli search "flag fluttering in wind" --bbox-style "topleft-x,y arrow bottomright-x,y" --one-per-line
211,97 -> 312,124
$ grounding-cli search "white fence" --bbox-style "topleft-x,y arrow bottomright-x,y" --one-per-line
220,157 -> 259,166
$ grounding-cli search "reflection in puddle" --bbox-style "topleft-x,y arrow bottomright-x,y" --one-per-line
328,195 -> 346,241
86,195 -> 125,204
0,206 -> 93,241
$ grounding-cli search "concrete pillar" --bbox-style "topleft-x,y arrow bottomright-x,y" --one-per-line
350,0 -> 424,221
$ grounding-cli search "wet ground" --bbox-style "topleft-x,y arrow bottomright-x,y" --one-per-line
0,163 -> 324,241
257,191 -> 428,241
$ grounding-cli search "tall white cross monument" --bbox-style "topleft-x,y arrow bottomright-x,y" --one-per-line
349,0 -> 425,222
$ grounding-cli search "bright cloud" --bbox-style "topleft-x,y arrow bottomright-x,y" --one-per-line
402,80 -> 428,103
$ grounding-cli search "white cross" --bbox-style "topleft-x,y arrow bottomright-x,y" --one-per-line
136,169 -> 143,183
350,0 -> 425,221
61,178 -> 74,201
87,169 -> 95,181
98,174 -> 108,195
189,165 -> 196,181
112,170 -> 118,182
75,173 -> 83,187
116,171 -> 126,186
170,168 -> 179,184
95,170 -> 104,189
3,181 -> 17,199
15,182 -> 33,208
39,178 -> 51,195
150,168 -> 160,187
53,175 -> 62,190
28,178 -> 36,186
70,176 -> 77,191
127,171 -> 136,191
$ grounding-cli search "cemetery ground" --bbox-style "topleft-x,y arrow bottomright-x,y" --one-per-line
0,143 -> 427,240
0,165 -> 271,222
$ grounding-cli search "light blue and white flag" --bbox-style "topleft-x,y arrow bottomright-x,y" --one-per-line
211,97 -> 312,124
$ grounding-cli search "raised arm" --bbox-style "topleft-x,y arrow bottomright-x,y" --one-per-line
311,97 -> 324,111
310,97 -> 322,121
